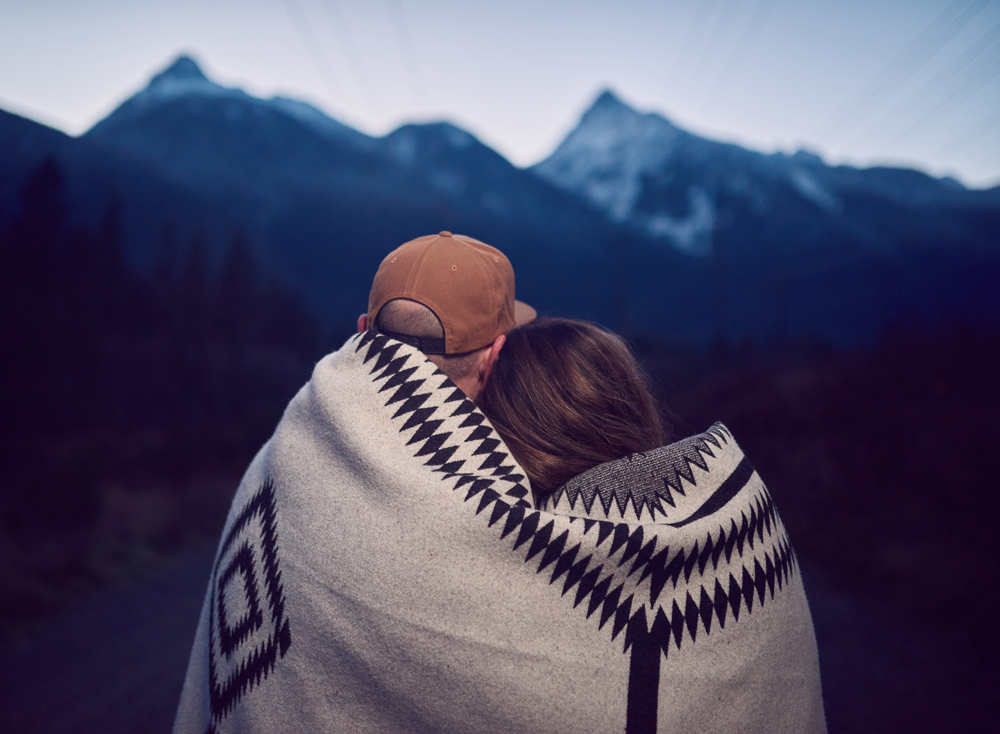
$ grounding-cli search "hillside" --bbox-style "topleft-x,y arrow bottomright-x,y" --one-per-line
2,56 -> 998,344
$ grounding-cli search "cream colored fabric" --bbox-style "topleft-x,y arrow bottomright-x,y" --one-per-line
174,331 -> 826,733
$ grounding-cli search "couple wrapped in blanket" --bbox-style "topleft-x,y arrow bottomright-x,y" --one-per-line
174,232 -> 826,733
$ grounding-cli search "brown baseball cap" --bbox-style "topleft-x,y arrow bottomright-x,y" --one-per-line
368,232 -> 536,354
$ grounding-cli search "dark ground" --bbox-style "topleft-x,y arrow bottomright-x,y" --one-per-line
643,326 -> 1000,732
1,326 -> 997,732
0,547 -> 213,734
0,546 -> 973,733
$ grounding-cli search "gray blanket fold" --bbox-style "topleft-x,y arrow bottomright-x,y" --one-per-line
174,331 -> 826,733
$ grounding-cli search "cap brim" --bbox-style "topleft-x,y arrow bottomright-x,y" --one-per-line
514,300 -> 537,326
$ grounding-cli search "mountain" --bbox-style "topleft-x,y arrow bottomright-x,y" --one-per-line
534,90 -> 999,253
3,59 -> 998,346
534,90 -> 715,254
78,56 -> 620,329
533,90 -> 1000,343
0,106 -> 223,266
86,56 -> 384,203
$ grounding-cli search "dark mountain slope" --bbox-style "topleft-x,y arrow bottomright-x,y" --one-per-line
85,57 -> 389,204
6,61 -> 997,344
80,57 -> 625,327
0,108 -> 221,267
532,91 -> 1000,344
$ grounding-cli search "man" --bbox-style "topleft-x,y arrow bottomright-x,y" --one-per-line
174,232 -> 825,733
358,231 -> 535,400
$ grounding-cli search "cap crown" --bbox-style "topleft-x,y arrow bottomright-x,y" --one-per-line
368,232 -> 518,354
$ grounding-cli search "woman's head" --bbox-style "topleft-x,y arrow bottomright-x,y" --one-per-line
477,318 -> 667,495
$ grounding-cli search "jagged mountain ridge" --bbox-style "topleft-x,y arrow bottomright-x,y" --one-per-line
3,56 -> 999,344
0,106 -> 223,260
78,57 -> 621,329
532,90 -> 998,255
85,56 -> 393,203
84,55 -> 609,237
530,90 -> 1000,343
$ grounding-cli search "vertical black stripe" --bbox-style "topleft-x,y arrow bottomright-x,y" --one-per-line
626,631 -> 660,734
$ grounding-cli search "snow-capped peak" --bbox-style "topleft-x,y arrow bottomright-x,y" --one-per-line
152,55 -> 208,83
533,89 -> 686,222
137,54 -> 244,104
588,89 -> 632,114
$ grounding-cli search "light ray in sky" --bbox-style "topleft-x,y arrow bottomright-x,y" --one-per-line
0,0 -> 998,187
281,0 -> 344,96
825,0 -> 989,143
384,0 -> 424,105
318,0 -> 383,113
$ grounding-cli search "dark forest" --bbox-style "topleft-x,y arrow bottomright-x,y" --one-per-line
0,159 -> 329,626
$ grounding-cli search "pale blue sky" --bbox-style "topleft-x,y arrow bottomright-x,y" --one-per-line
2,0 -> 999,187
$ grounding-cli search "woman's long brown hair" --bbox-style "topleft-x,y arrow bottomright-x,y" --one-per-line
478,318 -> 668,495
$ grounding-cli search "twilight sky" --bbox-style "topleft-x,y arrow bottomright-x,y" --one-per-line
2,0 -> 999,187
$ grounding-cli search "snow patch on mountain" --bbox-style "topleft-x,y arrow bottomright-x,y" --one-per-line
386,128 -> 418,167
101,55 -> 372,151
532,91 -> 684,222
789,168 -> 841,213
642,188 -> 715,255
136,56 -> 244,106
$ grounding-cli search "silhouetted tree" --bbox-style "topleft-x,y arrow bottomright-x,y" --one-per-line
0,161 -> 325,569
0,159 -> 106,535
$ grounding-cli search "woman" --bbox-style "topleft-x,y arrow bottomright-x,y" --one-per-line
477,317 -> 671,496
476,318 -> 826,733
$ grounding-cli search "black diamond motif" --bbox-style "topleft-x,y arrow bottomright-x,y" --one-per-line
207,478 -> 290,725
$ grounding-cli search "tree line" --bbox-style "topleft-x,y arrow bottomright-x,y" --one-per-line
0,158 -> 327,543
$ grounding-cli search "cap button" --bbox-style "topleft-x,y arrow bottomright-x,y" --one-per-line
439,231 -> 452,237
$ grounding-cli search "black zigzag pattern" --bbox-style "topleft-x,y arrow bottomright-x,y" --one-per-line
207,478 -> 291,725
551,424 -> 736,522
656,424 -> 730,496
476,485 -> 797,655
359,332 -> 797,663
357,331 -> 530,502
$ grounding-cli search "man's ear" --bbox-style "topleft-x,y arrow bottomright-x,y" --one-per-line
357,313 -> 368,333
478,334 -> 506,387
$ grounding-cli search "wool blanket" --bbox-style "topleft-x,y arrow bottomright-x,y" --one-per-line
174,331 -> 826,733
